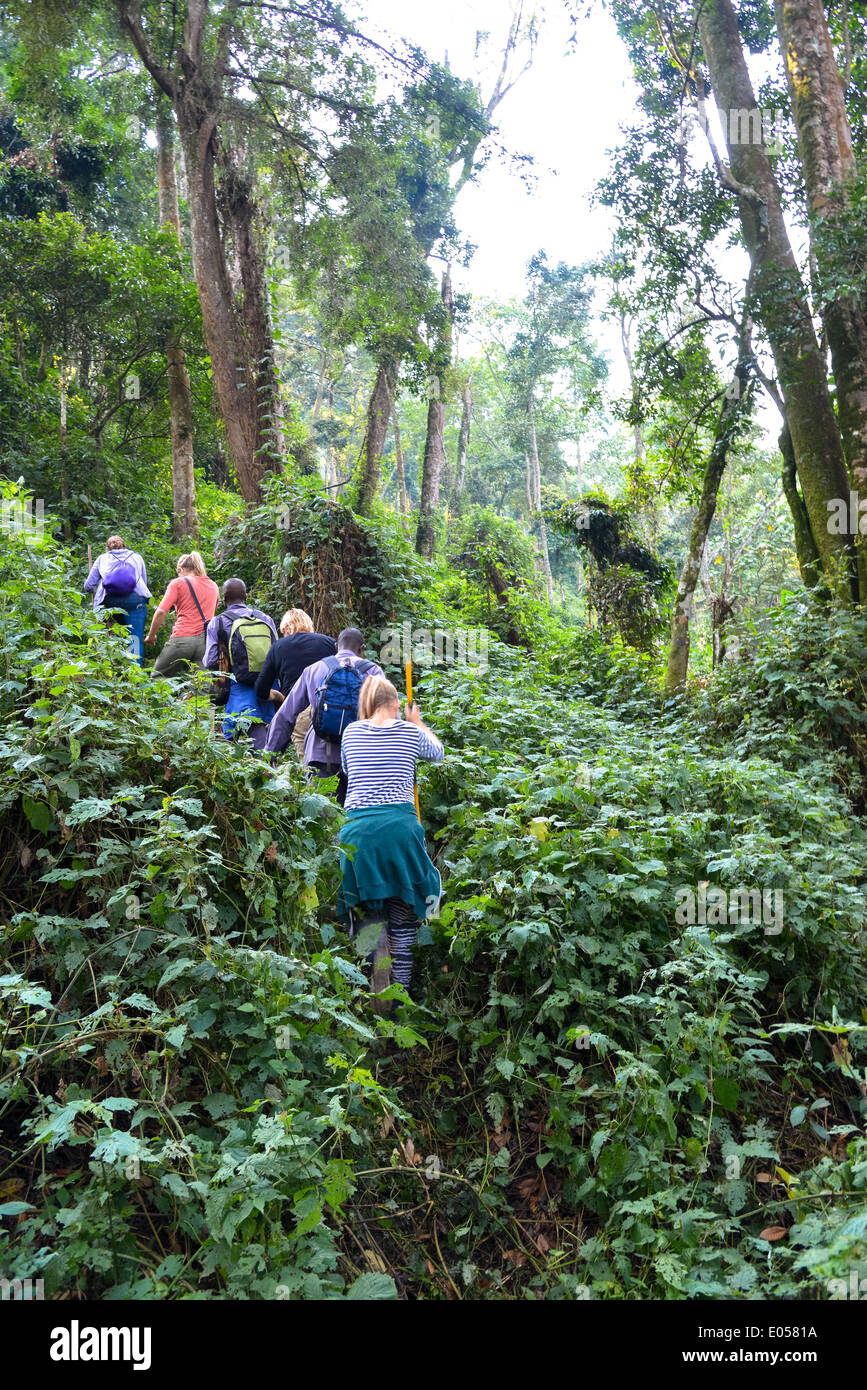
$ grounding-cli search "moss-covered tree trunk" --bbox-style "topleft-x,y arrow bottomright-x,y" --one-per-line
357,360 -> 398,515
698,0 -> 859,602
156,100 -> 199,542
218,150 -> 284,475
416,268 -> 454,559
774,0 -> 867,599
779,419 -> 822,588
416,396 -> 444,561
119,0 -> 283,505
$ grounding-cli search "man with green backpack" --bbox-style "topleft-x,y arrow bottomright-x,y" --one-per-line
203,578 -> 278,749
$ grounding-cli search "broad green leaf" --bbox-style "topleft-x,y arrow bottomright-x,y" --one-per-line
346,1273 -> 398,1300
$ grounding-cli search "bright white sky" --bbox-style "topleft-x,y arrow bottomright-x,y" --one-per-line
362,0 -> 637,388
362,0 -> 785,444
364,0 -> 636,296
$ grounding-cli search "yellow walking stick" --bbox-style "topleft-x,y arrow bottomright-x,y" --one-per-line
405,659 -> 421,822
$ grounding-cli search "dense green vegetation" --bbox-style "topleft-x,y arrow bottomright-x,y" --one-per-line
1,479 -> 865,1300
1,0 -> 866,1308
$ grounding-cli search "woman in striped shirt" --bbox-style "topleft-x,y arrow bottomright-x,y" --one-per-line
339,677 -> 444,1006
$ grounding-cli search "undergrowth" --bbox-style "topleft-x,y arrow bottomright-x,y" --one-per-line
1,487 -> 865,1300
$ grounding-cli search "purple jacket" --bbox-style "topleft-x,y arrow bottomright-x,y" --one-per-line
264,649 -> 383,765
84,549 -> 150,609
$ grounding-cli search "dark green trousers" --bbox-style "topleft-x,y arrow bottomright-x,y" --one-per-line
152,633 -> 206,679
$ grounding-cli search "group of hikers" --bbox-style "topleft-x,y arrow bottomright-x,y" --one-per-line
83,535 -> 443,1005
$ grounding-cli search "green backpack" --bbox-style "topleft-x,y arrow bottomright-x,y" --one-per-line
228,616 -> 273,685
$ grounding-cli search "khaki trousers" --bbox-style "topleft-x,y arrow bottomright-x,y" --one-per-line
292,706 -> 312,762
153,633 -> 206,678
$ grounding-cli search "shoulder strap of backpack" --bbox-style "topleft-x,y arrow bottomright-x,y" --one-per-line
313,654 -> 343,698
216,613 -> 235,666
353,659 -> 375,678
183,577 -> 208,634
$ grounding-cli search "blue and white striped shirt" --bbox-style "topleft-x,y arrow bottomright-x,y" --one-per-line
341,719 -> 444,811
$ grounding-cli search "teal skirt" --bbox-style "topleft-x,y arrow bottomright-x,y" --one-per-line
338,803 -> 441,936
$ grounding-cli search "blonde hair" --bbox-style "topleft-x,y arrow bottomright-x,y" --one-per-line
280,607 -> 314,635
358,675 -> 399,721
106,535 -> 125,550
177,551 -> 207,577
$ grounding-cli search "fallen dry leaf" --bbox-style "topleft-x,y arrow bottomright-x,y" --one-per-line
832,1039 -> 853,1069
756,1173 -> 772,1183
759,1226 -> 788,1242
400,1137 -> 421,1166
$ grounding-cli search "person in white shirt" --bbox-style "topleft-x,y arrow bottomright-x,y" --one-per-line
339,676 -> 444,1005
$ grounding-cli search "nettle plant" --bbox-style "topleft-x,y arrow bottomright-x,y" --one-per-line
695,589 -> 867,811
404,658 -> 867,1297
1,492 -> 866,1301
0,506 -> 413,1299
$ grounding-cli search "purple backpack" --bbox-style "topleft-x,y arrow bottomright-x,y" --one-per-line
102,553 -> 137,598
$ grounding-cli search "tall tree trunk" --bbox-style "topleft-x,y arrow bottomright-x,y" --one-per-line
716,531 -> 734,667
525,449 -> 534,519
774,0 -> 867,599
324,380 -> 337,489
416,396 -> 445,560
697,0 -> 859,602
175,121 -> 260,502
528,396 -> 553,601
664,326 -> 753,693
118,2 -> 282,505
699,541 -> 735,669
451,371 -> 473,508
219,150 -> 284,470
416,267 -> 455,558
391,403 -> 410,521
58,362 -> 71,541
357,360 -> 398,514
756,366 -> 824,587
620,310 -> 655,542
311,350 -> 328,422
780,419 -> 822,587
620,312 -> 645,470
156,99 -> 199,542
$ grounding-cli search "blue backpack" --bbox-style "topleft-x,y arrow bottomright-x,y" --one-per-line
311,657 -> 374,743
102,553 -> 137,598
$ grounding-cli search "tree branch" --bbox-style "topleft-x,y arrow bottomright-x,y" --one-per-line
116,1 -> 176,99
695,75 -> 765,215
184,0 -> 208,67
